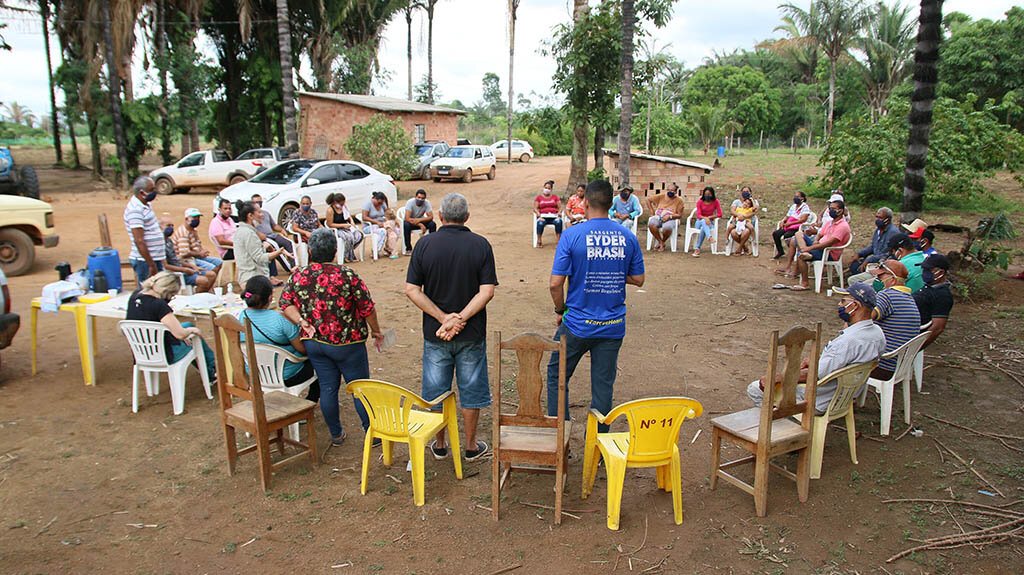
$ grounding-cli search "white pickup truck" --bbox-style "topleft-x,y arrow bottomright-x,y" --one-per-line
150,149 -> 281,195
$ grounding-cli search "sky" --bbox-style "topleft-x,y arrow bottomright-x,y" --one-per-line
1,0 -> 1021,122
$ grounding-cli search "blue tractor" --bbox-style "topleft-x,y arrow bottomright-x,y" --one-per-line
0,147 -> 40,199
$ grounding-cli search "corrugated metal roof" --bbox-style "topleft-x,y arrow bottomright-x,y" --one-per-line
298,92 -> 466,115
603,149 -> 714,173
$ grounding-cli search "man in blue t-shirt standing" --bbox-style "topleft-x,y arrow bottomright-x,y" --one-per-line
546,180 -> 645,432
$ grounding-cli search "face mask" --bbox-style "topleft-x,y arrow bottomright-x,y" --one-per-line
144,190 -> 158,202
620,192 -> 629,200
543,188 -> 551,195
301,205 -> 310,212
921,268 -> 934,284
667,191 -> 676,199
793,196 -> 803,205
741,192 -> 751,199
163,226 -> 174,237
255,202 -> 262,208
188,218 -> 200,228
415,198 -> 425,206
219,213 -> 230,220
875,218 -> 888,229
872,279 -> 885,292
704,196 -> 712,202
335,203 -> 343,211
828,208 -> 839,219
838,301 -> 855,323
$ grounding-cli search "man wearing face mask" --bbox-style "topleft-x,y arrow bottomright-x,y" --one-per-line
916,229 -> 937,255
913,254 -> 953,349
611,185 -> 642,229
788,200 -> 851,291
747,282 -> 885,413
123,176 -> 166,283
887,234 -> 926,293
848,207 -> 899,276
403,189 -> 436,252
646,183 -> 685,251
867,259 -> 920,380
209,198 -> 238,259
159,214 -> 215,293
172,208 -> 222,275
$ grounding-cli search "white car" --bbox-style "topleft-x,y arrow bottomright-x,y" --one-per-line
429,145 -> 496,183
489,139 -> 534,162
150,149 -> 266,194
215,159 -> 398,226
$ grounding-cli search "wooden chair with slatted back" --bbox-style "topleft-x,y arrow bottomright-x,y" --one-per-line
210,311 -> 318,490
491,331 -> 569,524
710,323 -> 822,517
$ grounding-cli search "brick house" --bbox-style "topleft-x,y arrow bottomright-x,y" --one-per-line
603,150 -> 714,207
297,92 -> 465,160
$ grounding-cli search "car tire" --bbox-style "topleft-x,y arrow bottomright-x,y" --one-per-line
155,177 -> 174,195
0,228 -> 35,276
229,174 -> 246,186
487,166 -> 495,180
420,165 -> 431,180
520,154 -> 530,163
18,166 -> 39,199
462,169 -> 473,183
278,203 -> 298,227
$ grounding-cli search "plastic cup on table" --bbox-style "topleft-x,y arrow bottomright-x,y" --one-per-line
214,286 -> 224,297
107,289 -> 118,298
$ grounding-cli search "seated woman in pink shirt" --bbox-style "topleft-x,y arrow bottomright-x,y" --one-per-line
533,180 -> 562,247
692,186 -> 722,257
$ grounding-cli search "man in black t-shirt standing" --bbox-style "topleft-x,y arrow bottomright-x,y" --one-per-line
913,254 -> 954,349
405,193 -> 498,461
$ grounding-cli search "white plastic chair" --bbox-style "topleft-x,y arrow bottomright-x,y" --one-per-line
532,214 -> 561,247
360,225 -> 381,261
241,342 -> 317,441
397,206 -> 429,255
119,320 -> 212,415
858,331 -> 931,436
913,321 -> 931,392
609,201 -> 641,237
289,230 -> 310,267
645,210 -> 681,252
810,233 -> 853,293
683,207 -> 721,254
724,215 -> 759,257
174,272 -> 195,296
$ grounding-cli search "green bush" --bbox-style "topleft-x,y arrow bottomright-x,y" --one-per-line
817,96 -> 1024,208
344,114 -> 419,179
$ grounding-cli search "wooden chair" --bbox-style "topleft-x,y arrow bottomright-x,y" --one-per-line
210,311 -> 318,490
710,324 -> 822,517
491,332 -> 570,524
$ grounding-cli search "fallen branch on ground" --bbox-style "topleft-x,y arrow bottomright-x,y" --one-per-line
921,413 -> 1024,453
887,517 -> 1024,562
933,438 -> 1005,497
485,564 -> 521,575
517,501 -> 596,514
35,516 -> 57,537
713,315 -> 747,327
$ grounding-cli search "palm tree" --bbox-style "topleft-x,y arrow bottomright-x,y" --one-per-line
99,0 -> 129,186
856,2 -> 915,121
404,1 -> 421,100
901,0 -> 944,222
617,0 -> 636,186
771,4 -> 822,84
568,0 -> 589,189
691,104 -> 741,155
425,0 -> 440,103
779,0 -> 869,137
2,102 -> 36,126
505,0 -> 521,164
40,0 -> 62,164
275,0 -> 298,152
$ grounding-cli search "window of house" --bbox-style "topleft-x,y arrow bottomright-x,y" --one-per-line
414,124 -> 426,144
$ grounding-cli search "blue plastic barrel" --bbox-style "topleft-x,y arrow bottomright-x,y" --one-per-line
717,146 -> 726,157
87,247 -> 122,292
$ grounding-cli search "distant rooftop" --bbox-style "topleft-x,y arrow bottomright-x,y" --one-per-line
603,149 -> 714,173
298,92 -> 466,115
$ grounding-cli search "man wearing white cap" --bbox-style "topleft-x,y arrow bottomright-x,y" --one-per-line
172,207 -> 222,274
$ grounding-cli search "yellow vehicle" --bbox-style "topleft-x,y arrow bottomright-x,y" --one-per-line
0,195 -> 59,276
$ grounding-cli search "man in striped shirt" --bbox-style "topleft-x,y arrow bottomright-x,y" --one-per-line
868,259 -> 920,380
123,176 -> 165,283
172,207 -> 222,273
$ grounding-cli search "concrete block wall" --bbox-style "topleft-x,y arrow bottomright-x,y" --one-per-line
603,155 -> 710,209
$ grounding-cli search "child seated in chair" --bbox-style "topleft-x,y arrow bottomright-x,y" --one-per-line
727,196 -> 756,255
382,209 -> 401,259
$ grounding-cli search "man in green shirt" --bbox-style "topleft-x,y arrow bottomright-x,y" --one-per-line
888,234 -> 927,293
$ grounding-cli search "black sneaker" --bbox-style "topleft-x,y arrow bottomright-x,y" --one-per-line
429,440 -> 449,460
465,441 -> 489,461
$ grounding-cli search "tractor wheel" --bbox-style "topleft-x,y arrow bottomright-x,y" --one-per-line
17,166 -> 39,199
462,169 -> 473,183
0,228 -> 35,276
487,166 -> 495,180
155,177 -> 174,195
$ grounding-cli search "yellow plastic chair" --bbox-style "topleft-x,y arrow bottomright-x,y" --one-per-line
807,360 -> 878,479
345,379 -> 463,506
581,397 -> 703,530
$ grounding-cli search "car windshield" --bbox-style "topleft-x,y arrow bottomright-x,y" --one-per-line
414,144 -> 434,156
444,148 -> 474,158
250,160 -> 315,184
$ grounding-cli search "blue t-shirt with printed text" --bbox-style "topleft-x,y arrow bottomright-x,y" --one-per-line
552,217 -> 644,339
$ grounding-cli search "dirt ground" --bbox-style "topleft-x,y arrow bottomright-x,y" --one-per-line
1,151 -> 1023,575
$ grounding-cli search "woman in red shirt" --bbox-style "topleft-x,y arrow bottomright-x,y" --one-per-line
692,186 -> 722,257
533,180 -> 562,247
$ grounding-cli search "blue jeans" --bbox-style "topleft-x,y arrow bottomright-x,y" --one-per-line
304,339 -> 370,438
536,217 -> 563,237
167,322 -> 217,380
614,216 -> 634,228
694,219 -> 716,250
849,255 -> 879,275
130,258 -> 164,284
545,323 -> 623,432
421,338 -> 491,410
194,256 -> 222,271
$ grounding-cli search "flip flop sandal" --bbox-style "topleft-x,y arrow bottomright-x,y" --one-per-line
771,283 -> 789,289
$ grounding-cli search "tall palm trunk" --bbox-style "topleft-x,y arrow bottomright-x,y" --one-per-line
156,0 -> 171,164
506,0 -> 519,164
276,0 -> 298,152
66,114 -> 80,168
827,59 -> 837,137
99,0 -> 129,186
617,0 -> 635,186
568,0 -> 589,190
40,0 -> 62,164
426,0 -> 436,103
406,6 -> 414,100
901,0 -> 943,222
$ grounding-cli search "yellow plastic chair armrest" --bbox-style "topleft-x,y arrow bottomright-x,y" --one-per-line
424,390 -> 455,409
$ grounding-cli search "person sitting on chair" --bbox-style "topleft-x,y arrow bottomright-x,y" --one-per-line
866,259 -> 919,381
209,198 -> 238,259
771,191 -> 813,261
692,186 -> 722,257
747,282 -> 885,414
913,254 -> 953,350
125,270 -> 217,382
848,207 -> 900,276
173,208 -> 222,274
236,275 -> 318,401
289,195 -> 322,242
325,192 -> 364,263
611,185 -> 642,229
534,180 -> 562,248
646,184 -> 685,252
564,184 -> 586,227
160,214 -> 215,293
727,194 -> 756,256
788,199 -> 851,291
403,189 -> 437,252
250,193 -> 294,278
